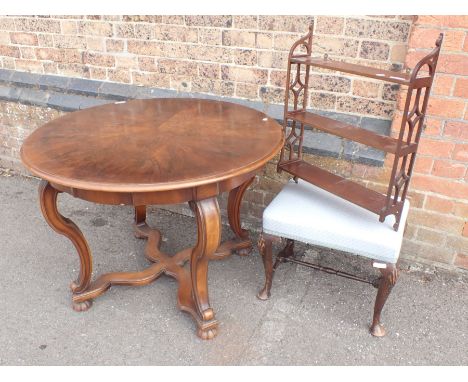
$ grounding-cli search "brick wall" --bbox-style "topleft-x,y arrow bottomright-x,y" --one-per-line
397,16 -> 467,269
0,15 -> 412,120
0,15 -> 466,272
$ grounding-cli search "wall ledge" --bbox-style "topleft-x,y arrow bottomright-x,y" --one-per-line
0,68 -> 390,166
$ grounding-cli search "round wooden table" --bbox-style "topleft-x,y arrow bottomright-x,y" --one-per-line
21,98 -> 284,339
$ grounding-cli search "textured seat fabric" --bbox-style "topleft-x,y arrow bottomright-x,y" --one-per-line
263,180 -> 409,264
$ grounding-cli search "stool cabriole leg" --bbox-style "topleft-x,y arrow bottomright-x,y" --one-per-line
370,263 -> 398,337
257,233 -> 274,300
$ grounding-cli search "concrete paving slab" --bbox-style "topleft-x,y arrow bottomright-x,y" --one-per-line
0,173 -> 466,365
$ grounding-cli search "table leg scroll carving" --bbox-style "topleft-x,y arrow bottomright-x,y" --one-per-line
177,197 -> 221,340
213,176 -> 255,259
38,180 -> 93,312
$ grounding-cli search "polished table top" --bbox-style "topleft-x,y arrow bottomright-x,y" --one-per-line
21,98 -> 284,193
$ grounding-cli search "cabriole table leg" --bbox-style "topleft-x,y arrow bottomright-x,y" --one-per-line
177,197 -> 221,339
213,177 -> 255,259
38,180 -> 93,312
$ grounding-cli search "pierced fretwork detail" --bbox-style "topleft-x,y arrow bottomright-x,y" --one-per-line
282,120 -> 305,162
383,34 -> 443,230
278,23 -> 314,168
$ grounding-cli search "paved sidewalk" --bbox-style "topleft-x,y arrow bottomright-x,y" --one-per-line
0,172 -> 467,365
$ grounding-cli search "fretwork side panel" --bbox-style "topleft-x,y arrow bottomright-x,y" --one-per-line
383,34 -> 443,229
279,23 -> 314,168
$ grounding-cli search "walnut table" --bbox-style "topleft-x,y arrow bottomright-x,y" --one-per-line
20,98 -> 283,339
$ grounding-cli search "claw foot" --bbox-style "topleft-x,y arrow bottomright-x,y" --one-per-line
197,325 -> 218,340
72,299 -> 93,312
370,323 -> 386,337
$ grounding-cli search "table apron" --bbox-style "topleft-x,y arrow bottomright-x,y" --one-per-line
49,170 -> 257,205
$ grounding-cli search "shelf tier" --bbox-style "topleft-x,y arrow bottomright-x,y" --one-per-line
290,56 -> 431,87
279,160 -> 387,215
286,110 -> 417,155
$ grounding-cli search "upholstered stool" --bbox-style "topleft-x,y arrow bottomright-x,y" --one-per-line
257,179 -> 409,337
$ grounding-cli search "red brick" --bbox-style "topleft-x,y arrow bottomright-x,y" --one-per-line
427,97 -> 465,119
407,208 -> 464,235
425,195 -> 454,214
412,174 -> 468,199
403,223 -> 417,240
423,117 -> 442,136
409,28 -> 446,50
433,75 -> 454,96
447,236 -> 468,260
401,238 -> 454,264
440,30 -> 465,51
415,26 -> 435,48
437,54 -> 468,76
418,138 -> 454,158
453,78 -> 468,98
405,50 -> 426,68
413,156 -> 433,174
416,227 -> 447,245
407,191 -> 425,209
432,160 -> 466,179
416,16 -> 468,29
390,112 -> 404,135
454,202 -> 468,218
444,121 -> 468,140
452,144 -> 468,162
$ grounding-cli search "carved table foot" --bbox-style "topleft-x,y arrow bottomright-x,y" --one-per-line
72,300 -> 93,312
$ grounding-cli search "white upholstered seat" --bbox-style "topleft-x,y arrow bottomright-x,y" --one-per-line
263,179 -> 409,264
